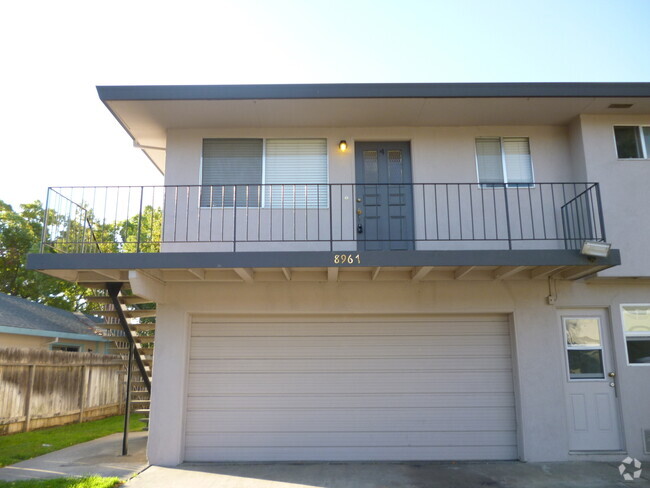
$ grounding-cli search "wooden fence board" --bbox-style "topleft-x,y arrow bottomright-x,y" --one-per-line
0,348 -> 125,434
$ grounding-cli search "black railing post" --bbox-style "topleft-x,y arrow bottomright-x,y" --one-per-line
136,186 -> 144,253
233,185 -> 238,252
40,188 -> 50,253
329,184 -> 333,252
122,341 -> 134,456
503,186 -> 513,250
595,183 -> 607,242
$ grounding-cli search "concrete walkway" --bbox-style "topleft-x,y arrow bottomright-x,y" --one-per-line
0,431 -> 148,482
123,461 -> 650,488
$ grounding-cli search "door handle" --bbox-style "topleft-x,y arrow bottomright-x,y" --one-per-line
357,208 -> 363,215
608,371 -> 616,378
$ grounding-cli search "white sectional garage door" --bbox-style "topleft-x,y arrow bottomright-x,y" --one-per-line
185,315 -> 517,461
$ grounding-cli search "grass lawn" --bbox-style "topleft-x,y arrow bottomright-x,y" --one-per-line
0,476 -> 122,488
0,415 -> 144,468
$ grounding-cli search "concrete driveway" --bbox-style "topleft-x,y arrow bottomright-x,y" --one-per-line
0,431 -> 148,482
123,460 -> 650,488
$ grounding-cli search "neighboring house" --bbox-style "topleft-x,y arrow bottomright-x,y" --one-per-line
28,83 -> 650,465
0,293 -> 111,352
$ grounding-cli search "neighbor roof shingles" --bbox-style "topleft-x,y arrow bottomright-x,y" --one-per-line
0,293 -> 103,338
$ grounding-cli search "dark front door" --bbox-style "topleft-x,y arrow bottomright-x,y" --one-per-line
355,141 -> 414,251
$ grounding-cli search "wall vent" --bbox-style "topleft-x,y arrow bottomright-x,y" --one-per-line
644,429 -> 650,454
608,103 -> 634,109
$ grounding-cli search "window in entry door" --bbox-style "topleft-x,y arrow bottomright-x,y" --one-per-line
563,317 -> 605,380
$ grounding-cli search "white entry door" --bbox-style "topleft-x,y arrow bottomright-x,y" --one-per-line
562,311 -> 623,451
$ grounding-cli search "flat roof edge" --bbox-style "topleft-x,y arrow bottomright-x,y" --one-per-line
96,83 -> 650,102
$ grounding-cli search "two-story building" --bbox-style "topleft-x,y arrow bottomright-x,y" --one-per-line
28,83 -> 650,465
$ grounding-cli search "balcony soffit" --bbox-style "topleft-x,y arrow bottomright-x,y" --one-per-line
106,96 -> 650,174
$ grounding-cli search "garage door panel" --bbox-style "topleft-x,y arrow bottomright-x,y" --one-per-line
189,356 -> 512,374
187,392 -> 515,410
185,430 -> 516,448
192,321 -> 509,337
191,343 -> 510,360
192,334 -> 508,350
185,315 -> 517,461
184,445 -> 518,462
185,408 -> 516,433
188,372 -> 514,395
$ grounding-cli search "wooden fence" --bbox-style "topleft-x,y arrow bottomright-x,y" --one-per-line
0,348 -> 125,435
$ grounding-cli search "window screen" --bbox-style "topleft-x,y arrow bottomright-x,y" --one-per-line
201,139 -> 263,207
476,138 -> 504,184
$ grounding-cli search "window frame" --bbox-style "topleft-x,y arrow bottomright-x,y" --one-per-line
199,138 -> 330,209
620,303 -> 650,366
474,136 -> 535,189
562,316 -> 607,381
612,125 -> 650,160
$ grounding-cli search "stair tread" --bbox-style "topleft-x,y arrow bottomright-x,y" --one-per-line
92,310 -> 157,318
86,295 -> 155,305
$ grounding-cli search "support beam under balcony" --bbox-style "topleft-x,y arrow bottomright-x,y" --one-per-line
493,266 -> 529,280
234,268 -> 255,283
454,266 -> 476,280
328,267 -> 339,282
411,266 -> 434,281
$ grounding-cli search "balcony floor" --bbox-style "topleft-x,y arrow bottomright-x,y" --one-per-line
27,249 -> 621,285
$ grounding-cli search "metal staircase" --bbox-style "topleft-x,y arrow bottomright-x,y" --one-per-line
87,284 -> 156,453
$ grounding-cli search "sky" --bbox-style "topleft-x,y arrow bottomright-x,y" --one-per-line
1,0 -> 649,210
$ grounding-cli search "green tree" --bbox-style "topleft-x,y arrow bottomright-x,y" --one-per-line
0,200 -> 93,311
118,206 -> 162,253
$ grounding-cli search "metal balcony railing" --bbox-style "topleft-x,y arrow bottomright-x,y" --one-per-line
40,183 -> 606,254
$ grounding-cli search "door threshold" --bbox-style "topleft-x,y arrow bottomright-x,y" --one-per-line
569,450 -> 627,455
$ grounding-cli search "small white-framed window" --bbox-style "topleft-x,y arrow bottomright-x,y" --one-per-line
201,138 -> 328,208
563,317 -> 605,380
475,137 -> 534,187
613,126 -> 650,159
621,304 -> 650,365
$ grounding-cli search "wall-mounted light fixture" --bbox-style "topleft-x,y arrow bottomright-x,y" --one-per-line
581,241 -> 611,258
339,140 -> 348,151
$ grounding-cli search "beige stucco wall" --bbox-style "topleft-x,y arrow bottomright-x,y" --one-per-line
146,279 -> 650,466
165,125 -> 575,186
572,115 -> 650,277
0,333 -> 105,353
161,126 -> 582,253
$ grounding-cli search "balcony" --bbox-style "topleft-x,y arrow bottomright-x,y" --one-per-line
28,183 -> 620,285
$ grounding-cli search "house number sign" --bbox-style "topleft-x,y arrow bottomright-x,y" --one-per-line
333,254 -> 361,264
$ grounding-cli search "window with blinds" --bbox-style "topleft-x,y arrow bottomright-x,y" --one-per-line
265,139 -> 328,208
475,137 -> 533,187
201,139 -> 263,207
201,138 -> 328,208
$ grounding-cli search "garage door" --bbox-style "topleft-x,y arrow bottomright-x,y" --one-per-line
185,315 -> 517,461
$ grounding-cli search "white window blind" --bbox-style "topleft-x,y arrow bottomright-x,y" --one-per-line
476,138 -> 504,184
476,137 -> 533,186
265,139 -> 328,208
201,139 -> 263,206
503,138 -> 533,184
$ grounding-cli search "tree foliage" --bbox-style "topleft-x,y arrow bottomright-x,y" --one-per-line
0,200 -> 162,312
0,200 -> 91,311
